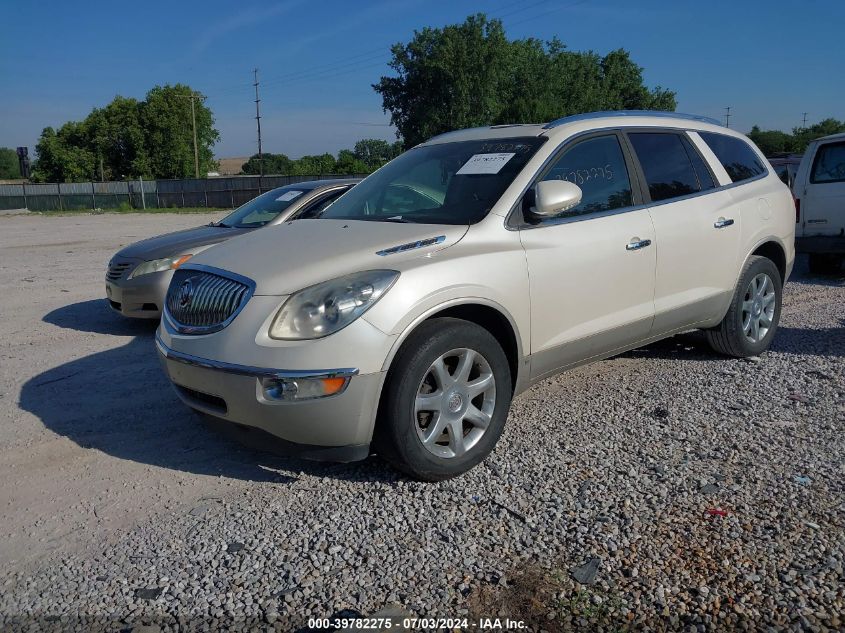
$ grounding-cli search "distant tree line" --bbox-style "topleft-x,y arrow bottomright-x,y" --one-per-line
0,148 -> 21,179
30,84 -> 219,182
240,139 -> 404,176
747,119 -> 845,157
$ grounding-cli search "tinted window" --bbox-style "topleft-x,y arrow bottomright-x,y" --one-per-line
295,188 -> 347,219
628,132 -> 700,202
699,132 -> 767,183
320,137 -> 545,225
811,141 -> 845,184
540,135 -> 632,216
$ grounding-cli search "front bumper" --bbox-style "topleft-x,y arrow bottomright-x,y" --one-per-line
106,268 -> 173,319
155,334 -> 385,458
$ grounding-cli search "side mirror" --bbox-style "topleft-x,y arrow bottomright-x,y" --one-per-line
533,180 -> 583,217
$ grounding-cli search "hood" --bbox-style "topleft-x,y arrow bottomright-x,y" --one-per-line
116,224 -> 251,260
189,219 -> 469,295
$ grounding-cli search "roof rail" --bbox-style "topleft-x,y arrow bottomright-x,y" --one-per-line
543,110 -> 722,129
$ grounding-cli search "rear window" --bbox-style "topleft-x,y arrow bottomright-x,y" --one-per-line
699,132 -> 767,183
628,132 -> 713,202
810,141 -> 845,184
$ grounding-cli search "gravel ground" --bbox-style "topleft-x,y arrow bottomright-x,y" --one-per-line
0,213 -> 843,631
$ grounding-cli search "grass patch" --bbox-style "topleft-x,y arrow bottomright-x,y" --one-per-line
34,207 -> 220,216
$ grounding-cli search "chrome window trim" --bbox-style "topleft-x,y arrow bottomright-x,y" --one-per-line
505,125 -> 771,231
155,333 -> 359,381
163,263 -> 256,335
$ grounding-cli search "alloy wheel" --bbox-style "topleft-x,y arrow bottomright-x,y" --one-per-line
741,272 -> 776,343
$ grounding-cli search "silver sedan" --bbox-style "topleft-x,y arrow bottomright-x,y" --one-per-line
105,179 -> 358,318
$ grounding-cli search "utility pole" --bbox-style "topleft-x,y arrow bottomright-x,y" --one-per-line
724,106 -> 731,128
802,112 -> 808,128
190,96 -> 200,178
178,92 -> 202,178
254,68 -> 263,185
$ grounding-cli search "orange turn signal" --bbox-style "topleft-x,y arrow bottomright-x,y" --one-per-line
171,254 -> 193,269
319,377 -> 347,396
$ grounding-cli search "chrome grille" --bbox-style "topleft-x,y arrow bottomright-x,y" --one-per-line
165,268 -> 252,334
106,261 -> 133,281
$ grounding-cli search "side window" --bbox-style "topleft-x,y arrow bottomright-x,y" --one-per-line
628,132 -> 701,202
810,141 -> 845,184
540,135 -> 633,217
295,189 -> 346,219
699,132 -> 767,183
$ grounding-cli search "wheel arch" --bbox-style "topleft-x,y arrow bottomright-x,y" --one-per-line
379,298 -> 526,394
749,238 -> 788,283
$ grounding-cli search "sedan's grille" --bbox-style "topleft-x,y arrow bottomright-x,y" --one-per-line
165,268 -> 252,334
106,261 -> 133,281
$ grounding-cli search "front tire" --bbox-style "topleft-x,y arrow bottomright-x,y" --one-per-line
374,317 -> 512,481
706,255 -> 782,357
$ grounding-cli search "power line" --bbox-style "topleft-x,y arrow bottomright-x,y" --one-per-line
724,106 -> 731,128
802,112 -> 808,128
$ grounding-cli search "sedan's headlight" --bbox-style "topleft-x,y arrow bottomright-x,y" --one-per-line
128,254 -> 193,279
269,270 -> 399,340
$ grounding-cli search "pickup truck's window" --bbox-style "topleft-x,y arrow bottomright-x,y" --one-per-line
320,137 -> 546,225
628,132 -> 702,202
810,141 -> 845,183
699,132 -> 767,183
541,135 -> 632,216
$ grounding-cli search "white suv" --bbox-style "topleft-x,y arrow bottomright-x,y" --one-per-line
156,111 -> 795,480
793,132 -> 845,274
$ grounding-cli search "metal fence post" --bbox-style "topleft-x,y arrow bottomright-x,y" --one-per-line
91,181 -> 96,210
140,176 -> 146,210
57,183 -> 63,211
22,182 -> 27,210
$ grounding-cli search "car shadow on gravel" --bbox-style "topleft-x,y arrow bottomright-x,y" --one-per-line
43,299 -> 160,336
19,332 -> 393,483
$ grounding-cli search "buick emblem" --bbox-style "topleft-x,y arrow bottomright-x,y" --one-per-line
177,279 -> 194,309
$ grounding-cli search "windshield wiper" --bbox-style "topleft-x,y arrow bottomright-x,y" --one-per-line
209,221 -> 230,228
382,216 -> 416,224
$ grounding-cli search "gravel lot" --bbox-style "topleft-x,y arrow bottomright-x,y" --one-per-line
0,212 -> 843,631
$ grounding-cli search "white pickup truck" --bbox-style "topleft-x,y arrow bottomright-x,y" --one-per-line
793,132 -> 845,274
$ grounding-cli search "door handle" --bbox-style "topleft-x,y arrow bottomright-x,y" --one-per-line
714,217 -> 734,228
626,238 -> 652,251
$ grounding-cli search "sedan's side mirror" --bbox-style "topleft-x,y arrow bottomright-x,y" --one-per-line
533,180 -> 583,217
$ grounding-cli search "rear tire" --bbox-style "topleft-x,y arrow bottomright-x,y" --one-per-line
808,253 -> 843,275
374,317 -> 512,481
706,256 -> 782,357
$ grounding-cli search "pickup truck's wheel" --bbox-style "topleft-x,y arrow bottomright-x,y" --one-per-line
374,317 -> 512,481
706,255 -> 782,357
808,253 -> 843,275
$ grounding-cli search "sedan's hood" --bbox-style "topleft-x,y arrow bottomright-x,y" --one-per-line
116,225 -> 250,260
189,219 -> 469,295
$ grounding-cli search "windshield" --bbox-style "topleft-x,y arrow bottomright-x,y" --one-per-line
319,137 -> 546,224
218,186 -> 311,228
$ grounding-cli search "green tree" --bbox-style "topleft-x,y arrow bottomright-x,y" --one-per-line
289,153 -> 337,175
374,14 -> 676,147
241,153 -> 293,175
141,84 -> 218,179
791,118 -> 845,153
0,148 -> 21,179
31,83 -> 219,181
335,149 -> 370,174
352,139 -> 403,168
747,119 -> 845,157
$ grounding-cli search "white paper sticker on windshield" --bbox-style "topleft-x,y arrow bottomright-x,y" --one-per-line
456,152 -> 516,175
276,190 -> 304,202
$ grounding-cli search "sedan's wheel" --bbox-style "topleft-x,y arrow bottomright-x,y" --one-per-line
706,255 -> 782,357
375,317 -> 512,481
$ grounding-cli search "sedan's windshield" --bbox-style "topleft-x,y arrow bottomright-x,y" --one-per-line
218,186 -> 311,228
319,137 -> 546,224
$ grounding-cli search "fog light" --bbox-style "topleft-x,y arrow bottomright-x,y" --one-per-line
261,376 -> 349,401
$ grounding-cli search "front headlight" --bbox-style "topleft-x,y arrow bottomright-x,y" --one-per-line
269,270 -> 399,340
128,254 -> 193,279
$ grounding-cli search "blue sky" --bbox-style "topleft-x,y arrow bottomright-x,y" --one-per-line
1,0 -> 842,159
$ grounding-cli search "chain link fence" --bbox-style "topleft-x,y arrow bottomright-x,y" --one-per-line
0,174 -> 367,212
